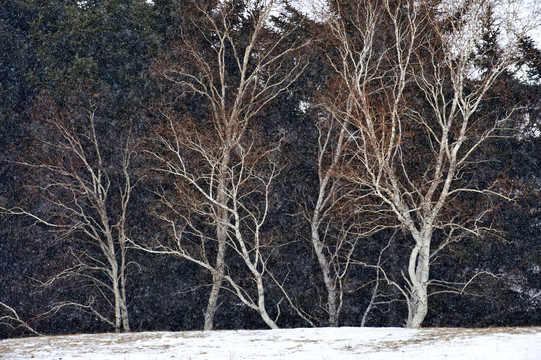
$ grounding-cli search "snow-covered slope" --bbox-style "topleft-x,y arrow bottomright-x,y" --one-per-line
1,327 -> 540,360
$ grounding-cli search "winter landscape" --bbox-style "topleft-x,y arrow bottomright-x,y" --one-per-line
2,0 -> 541,350
1,327 -> 540,360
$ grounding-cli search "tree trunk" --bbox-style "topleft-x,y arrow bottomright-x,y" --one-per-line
120,246 -> 130,332
255,274 -> 279,329
406,240 -> 430,328
120,300 -> 130,332
204,240 -> 226,331
361,267 -> 380,327
203,149 -> 230,331
112,271 -> 122,333
312,227 -> 340,327
407,283 -> 428,329
310,126 -> 347,327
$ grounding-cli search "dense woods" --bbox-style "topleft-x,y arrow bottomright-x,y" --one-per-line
1,0 -> 540,338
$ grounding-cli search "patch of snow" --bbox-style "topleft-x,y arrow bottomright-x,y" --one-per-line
1,327 -> 540,360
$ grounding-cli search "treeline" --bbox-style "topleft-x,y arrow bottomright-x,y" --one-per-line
1,0 -> 541,338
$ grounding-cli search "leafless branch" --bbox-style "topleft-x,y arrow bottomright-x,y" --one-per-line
0,302 -> 41,336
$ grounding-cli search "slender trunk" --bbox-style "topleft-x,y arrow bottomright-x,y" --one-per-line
120,300 -> 130,332
120,245 -> 130,332
204,240 -> 226,330
361,267 -> 380,327
111,266 -> 122,333
255,274 -> 279,329
312,227 -> 340,327
310,126 -> 347,327
103,211 -> 127,333
204,149 -> 231,331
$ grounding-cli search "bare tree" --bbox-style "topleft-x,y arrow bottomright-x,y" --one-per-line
143,128 -> 284,328
326,0 -> 539,328
2,95 -> 137,333
303,108 -> 389,326
146,0 -> 308,330
309,108 -> 350,327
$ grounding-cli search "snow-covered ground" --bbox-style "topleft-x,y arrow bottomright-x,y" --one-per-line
1,327 -> 540,360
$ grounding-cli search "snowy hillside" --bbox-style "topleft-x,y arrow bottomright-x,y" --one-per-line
1,327 -> 540,360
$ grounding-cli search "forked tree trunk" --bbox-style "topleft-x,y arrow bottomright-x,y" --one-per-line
406,240 -> 431,328
255,274 -> 279,329
104,209 -> 130,332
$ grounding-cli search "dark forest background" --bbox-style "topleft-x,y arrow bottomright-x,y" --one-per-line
1,0 -> 541,338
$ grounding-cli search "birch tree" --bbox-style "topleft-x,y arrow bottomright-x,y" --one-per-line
306,113 -> 350,327
326,0 -> 539,328
146,0 -> 308,330
305,107 -> 390,326
2,93 -> 137,333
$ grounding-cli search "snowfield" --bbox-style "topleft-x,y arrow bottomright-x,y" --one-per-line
1,327 -> 540,360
